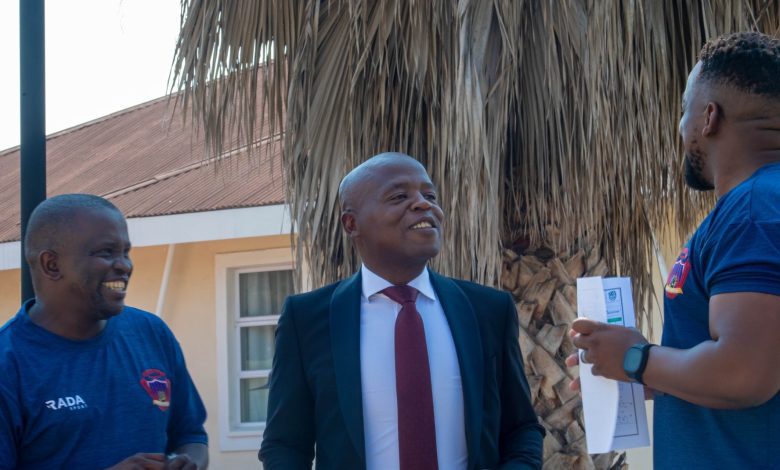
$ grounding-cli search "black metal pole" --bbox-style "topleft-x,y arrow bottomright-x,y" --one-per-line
19,0 -> 47,302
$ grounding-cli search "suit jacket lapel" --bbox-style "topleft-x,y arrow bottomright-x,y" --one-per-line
430,271 -> 484,468
330,272 -> 366,464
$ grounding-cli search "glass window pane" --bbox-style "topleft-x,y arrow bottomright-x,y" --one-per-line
240,377 -> 269,423
241,325 -> 275,370
239,270 -> 294,317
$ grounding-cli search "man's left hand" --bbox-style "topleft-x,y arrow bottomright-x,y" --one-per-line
565,318 -> 648,383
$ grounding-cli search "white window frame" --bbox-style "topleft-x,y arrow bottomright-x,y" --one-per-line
215,248 -> 295,452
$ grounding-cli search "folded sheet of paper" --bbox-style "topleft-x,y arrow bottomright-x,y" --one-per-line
576,276 -> 650,453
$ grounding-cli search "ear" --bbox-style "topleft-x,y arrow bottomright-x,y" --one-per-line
341,212 -> 359,239
702,102 -> 722,136
38,250 -> 63,281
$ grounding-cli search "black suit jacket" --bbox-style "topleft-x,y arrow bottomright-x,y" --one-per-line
259,270 -> 544,469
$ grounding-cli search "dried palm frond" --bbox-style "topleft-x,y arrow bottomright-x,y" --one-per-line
172,0 -> 780,322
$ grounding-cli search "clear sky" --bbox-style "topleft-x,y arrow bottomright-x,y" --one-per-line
0,0 -> 181,151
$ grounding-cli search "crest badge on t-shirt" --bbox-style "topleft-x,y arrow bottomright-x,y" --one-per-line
665,247 -> 691,299
140,369 -> 171,411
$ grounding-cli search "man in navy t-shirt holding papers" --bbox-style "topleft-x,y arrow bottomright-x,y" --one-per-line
567,32 -> 780,469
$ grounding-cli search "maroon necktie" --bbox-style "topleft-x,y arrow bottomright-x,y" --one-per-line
382,285 -> 439,470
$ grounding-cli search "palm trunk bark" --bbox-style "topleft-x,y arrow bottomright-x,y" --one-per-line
502,238 -> 626,470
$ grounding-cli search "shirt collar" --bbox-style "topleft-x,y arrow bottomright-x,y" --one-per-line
361,264 -> 436,302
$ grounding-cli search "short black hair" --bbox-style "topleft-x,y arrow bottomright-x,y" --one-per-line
699,32 -> 780,99
24,194 -> 122,268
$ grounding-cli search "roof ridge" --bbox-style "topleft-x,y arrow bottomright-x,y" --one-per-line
0,93 -> 179,157
46,94 -> 177,142
101,133 -> 283,200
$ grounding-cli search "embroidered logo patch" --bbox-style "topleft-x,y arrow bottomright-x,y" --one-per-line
665,247 -> 691,299
140,369 -> 171,411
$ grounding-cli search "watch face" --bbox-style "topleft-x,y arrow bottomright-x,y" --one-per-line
624,347 -> 644,374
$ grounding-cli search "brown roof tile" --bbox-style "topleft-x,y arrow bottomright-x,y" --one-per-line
0,95 -> 284,243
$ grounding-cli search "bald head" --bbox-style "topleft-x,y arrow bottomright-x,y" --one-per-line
24,194 -> 123,270
338,152 -> 427,212
338,152 -> 443,283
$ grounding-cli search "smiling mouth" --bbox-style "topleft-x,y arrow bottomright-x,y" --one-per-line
102,281 -> 127,293
411,221 -> 435,229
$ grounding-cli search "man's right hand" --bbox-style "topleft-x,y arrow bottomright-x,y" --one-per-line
105,453 -> 166,470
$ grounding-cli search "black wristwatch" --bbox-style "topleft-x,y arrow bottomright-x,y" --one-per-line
623,343 -> 655,385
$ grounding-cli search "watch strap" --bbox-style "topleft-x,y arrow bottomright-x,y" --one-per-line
633,343 -> 655,385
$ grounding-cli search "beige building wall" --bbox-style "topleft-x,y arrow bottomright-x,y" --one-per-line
0,235 -> 291,469
135,235 -> 291,469
0,269 -> 21,323
125,244 -> 169,312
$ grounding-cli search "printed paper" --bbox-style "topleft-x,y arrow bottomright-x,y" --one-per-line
576,277 -> 651,453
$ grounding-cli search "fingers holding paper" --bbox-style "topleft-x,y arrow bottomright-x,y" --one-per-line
564,352 -> 582,392
567,317 -> 647,382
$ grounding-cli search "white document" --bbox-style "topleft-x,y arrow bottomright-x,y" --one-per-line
576,277 -> 650,453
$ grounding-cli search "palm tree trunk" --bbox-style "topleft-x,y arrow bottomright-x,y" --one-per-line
502,237 -> 626,470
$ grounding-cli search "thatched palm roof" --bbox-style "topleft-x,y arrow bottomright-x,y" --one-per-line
172,0 -> 780,318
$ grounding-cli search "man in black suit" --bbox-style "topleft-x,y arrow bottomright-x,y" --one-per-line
259,152 -> 543,469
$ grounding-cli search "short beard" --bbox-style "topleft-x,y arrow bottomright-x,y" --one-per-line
684,153 -> 714,191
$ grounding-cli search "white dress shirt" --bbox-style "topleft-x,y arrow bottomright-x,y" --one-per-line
360,265 -> 467,470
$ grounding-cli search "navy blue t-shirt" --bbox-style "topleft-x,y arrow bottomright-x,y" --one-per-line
655,163 -> 780,469
0,303 -> 208,469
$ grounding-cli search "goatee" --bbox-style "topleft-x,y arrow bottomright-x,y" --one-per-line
684,154 -> 714,191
